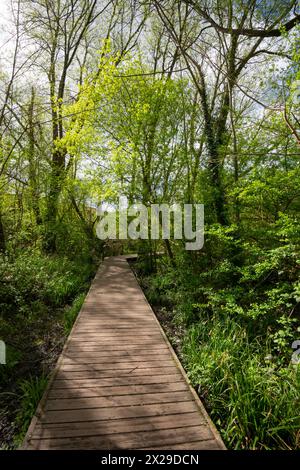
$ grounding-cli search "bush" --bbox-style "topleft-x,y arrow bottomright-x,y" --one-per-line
138,214 -> 300,450
0,248 -> 97,448
0,249 -> 94,317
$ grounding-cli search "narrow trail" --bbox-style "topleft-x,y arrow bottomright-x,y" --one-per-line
22,256 -> 225,450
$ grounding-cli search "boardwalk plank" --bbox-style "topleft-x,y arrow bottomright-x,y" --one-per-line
61,353 -> 171,363
32,412 -> 204,438
60,360 -> 175,371
38,401 -> 200,424
48,382 -> 189,399
45,391 -> 194,411
51,374 -> 183,389
28,425 -> 214,450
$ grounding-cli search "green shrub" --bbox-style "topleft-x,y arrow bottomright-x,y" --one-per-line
139,214 -> 300,450
0,248 -> 97,447
0,249 -> 95,317
64,293 -> 85,333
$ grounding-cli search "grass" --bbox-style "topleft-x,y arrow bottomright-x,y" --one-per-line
0,248 -> 98,448
14,375 -> 49,445
137,252 -> 300,451
64,293 -> 86,333
181,315 -> 300,449
11,290 -> 87,447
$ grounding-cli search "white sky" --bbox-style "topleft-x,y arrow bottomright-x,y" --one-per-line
0,0 -> 16,71
0,0 -> 12,38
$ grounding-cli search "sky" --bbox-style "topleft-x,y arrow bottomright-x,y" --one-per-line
0,0 -> 16,72
0,0 -> 12,40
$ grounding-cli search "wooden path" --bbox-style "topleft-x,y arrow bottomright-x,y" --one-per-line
22,256 -> 225,450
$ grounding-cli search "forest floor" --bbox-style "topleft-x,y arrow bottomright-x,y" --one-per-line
0,251 -> 97,449
0,313 -> 66,449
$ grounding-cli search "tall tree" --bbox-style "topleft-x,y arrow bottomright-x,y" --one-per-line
153,0 -> 299,224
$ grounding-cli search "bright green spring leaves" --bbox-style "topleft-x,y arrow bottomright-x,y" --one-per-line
59,46 -> 190,204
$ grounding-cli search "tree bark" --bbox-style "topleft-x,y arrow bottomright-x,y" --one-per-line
28,87 -> 42,226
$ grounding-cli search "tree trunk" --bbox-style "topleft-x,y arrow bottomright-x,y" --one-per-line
43,147 -> 66,252
28,87 -> 42,226
197,73 -> 228,226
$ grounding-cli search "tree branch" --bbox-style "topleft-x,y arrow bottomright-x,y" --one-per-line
184,1 -> 300,37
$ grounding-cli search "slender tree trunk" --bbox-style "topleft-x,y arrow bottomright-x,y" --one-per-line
233,153 -> 240,223
200,94 -> 228,225
28,87 -> 42,226
164,238 -> 175,267
44,146 -> 66,252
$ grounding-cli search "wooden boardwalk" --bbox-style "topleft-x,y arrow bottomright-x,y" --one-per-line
22,256 -> 225,450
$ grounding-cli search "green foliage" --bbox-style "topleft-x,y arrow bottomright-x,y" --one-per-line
0,249 -> 94,316
64,293 -> 85,333
182,317 -> 300,450
15,375 -> 48,441
0,345 -> 22,384
0,249 -> 96,446
140,207 -> 300,449
0,0 -> 299,451
236,168 -> 300,223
